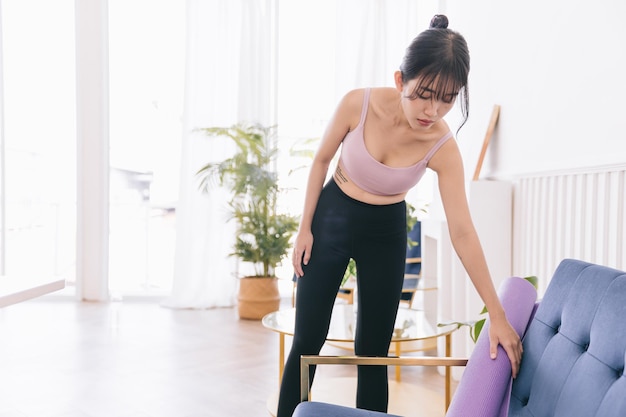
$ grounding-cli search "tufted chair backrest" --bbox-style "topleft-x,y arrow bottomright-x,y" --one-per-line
509,259 -> 626,416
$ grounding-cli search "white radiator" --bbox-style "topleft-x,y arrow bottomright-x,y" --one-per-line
423,169 -> 625,368
513,166 -> 626,293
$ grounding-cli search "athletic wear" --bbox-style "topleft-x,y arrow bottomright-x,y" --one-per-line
276,180 -> 407,417
339,88 -> 453,196
277,87 -> 451,416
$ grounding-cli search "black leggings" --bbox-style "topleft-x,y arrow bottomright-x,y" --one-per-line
276,179 -> 407,417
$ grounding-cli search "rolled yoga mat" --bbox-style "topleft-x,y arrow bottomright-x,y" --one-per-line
446,277 -> 538,417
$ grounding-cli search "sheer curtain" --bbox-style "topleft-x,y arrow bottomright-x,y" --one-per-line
334,0 -> 421,91
165,0 -> 429,308
163,0 -> 276,309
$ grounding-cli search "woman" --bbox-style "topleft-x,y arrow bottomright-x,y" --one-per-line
277,14 -> 522,417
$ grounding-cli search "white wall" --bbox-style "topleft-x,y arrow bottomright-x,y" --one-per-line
420,1 -> 626,368
442,0 -> 626,179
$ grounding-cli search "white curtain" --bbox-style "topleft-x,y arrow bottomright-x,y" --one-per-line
164,0 -> 427,309
334,0 -> 421,92
163,0 -> 276,309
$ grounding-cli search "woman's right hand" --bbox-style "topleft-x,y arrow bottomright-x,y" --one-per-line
292,230 -> 314,277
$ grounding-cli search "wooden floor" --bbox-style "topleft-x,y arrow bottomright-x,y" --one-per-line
0,297 -> 453,417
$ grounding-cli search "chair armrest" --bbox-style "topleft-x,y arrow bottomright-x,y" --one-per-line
299,355 -> 468,402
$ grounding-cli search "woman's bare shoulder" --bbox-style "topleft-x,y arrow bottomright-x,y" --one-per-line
342,87 -> 397,112
333,89 -> 369,129
428,133 -> 462,173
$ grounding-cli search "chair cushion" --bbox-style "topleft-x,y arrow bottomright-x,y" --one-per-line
509,259 -> 626,417
292,402 -> 401,417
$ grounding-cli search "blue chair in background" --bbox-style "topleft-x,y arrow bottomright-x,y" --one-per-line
400,221 -> 421,307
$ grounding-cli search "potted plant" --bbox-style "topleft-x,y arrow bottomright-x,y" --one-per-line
195,122 -> 299,320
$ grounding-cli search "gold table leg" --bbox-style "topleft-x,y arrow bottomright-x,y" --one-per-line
445,333 -> 451,410
278,333 -> 285,387
395,341 -> 401,381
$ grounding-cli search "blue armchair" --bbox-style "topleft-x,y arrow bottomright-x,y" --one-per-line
293,259 -> 626,417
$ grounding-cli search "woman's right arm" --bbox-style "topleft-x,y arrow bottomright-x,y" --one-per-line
292,90 -> 361,277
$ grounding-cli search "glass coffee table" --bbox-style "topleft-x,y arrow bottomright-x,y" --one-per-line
262,304 -> 457,409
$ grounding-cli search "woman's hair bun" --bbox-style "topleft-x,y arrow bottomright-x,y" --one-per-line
429,14 -> 449,29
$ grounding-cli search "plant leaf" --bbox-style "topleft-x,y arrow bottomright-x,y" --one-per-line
471,318 -> 486,343
524,275 -> 539,288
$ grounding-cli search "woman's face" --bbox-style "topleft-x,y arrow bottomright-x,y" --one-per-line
394,71 -> 459,130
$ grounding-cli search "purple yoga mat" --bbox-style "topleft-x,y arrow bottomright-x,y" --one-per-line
445,277 -> 537,417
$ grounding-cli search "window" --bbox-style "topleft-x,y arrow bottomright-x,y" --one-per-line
108,0 -> 185,295
0,0 -> 76,281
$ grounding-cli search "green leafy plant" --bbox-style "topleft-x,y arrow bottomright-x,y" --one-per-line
342,258 -> 358,286
439,275 -> 539,342
195,122 -> 299,277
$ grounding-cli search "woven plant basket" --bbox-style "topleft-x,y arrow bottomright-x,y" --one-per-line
237,276 -> 281,320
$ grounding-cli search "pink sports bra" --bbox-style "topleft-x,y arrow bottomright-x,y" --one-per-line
339,88 -> 453,196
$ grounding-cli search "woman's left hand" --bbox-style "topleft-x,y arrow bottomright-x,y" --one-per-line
488,316 -> 523,378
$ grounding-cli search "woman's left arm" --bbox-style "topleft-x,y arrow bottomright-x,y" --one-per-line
429,139 -> 523,378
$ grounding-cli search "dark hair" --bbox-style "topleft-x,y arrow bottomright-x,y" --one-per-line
399,14 -> 470,131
